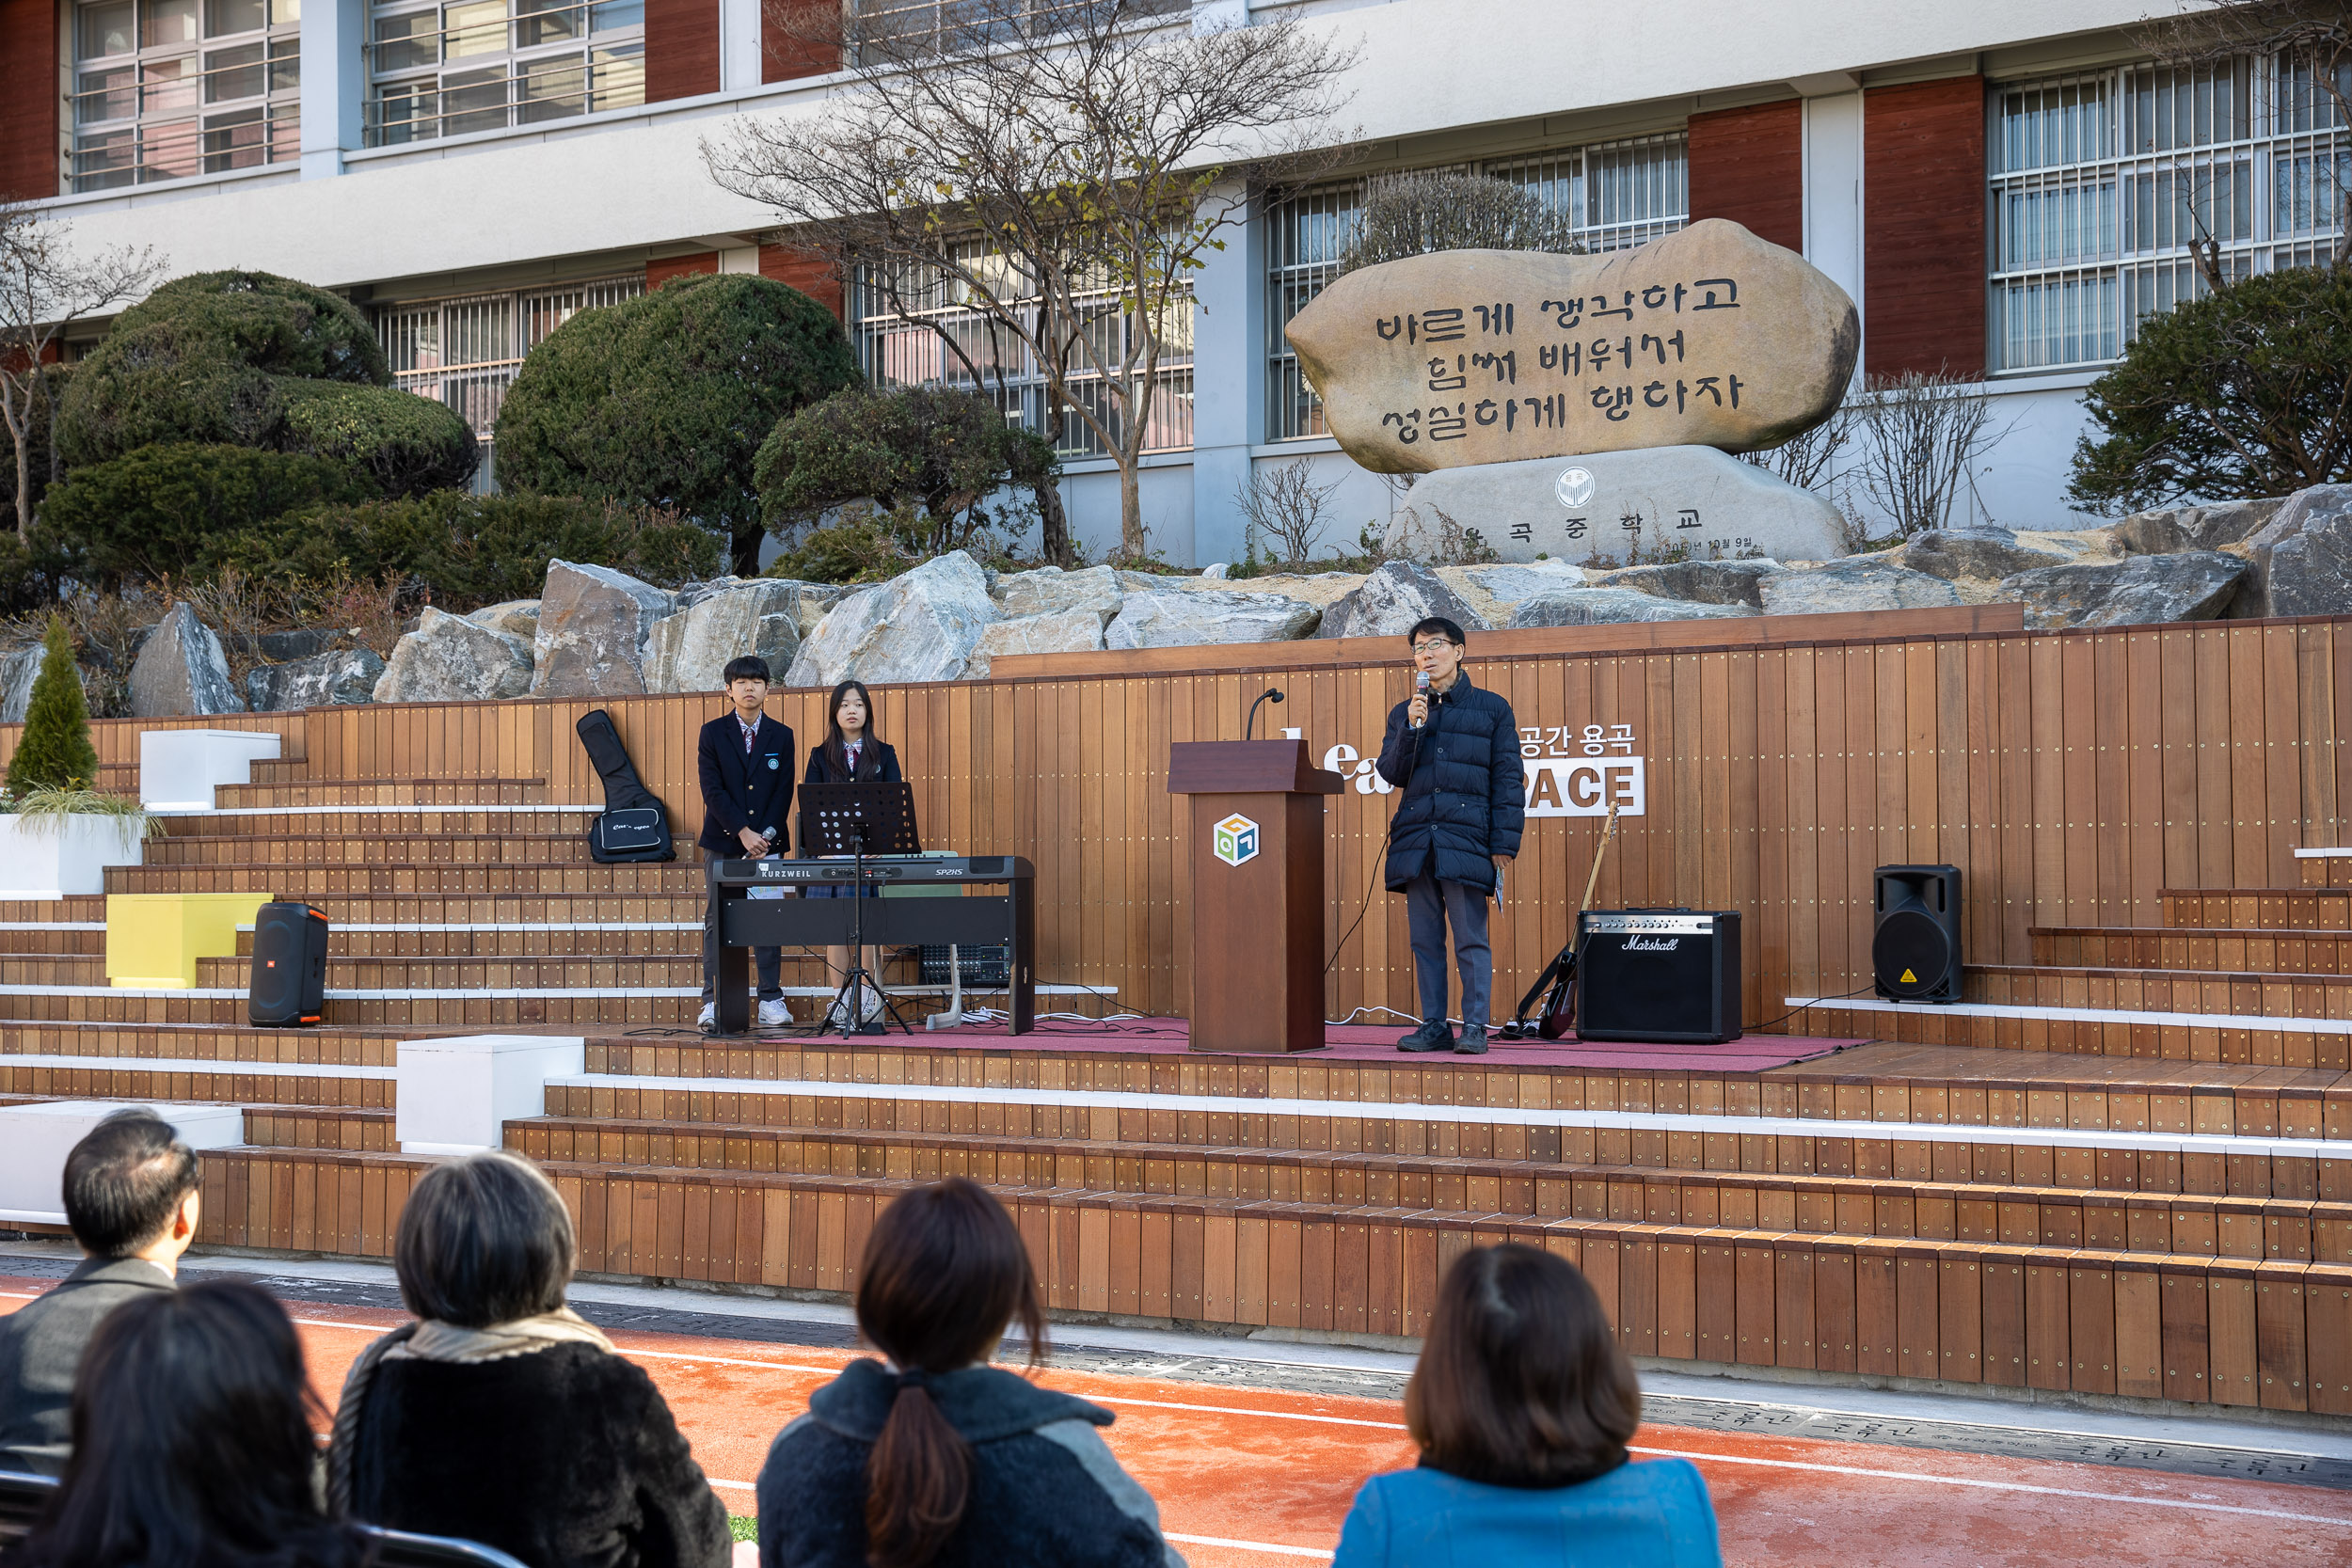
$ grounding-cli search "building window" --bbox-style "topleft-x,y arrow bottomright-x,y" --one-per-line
363,0 -> 644,147
374,274 -> 643,488
70,0 -> 301,192
1264,132 -> 1689,442
850,242 -> 1195,459
1989,55 -> 2350,373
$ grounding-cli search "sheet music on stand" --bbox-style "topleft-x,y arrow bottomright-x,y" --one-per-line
799,782 -> 921,858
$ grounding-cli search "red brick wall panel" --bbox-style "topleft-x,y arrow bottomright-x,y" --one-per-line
1864,75 -> 1988,379
1687,98 -> 1802,254
758,242 -> 842,321
646,252 -> 721,290
645,0 -> 720,102
764,0 -> 839,83
0,0 -> 61,200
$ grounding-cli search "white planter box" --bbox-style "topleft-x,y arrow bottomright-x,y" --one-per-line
396,1034 -> 586,1154
0,1101 -> 245,1227
0,812 -> 149,899
140,728 -> 282,811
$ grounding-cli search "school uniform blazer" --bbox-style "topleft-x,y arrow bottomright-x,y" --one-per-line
797,741 -> 903,857
696,713 -> 797,855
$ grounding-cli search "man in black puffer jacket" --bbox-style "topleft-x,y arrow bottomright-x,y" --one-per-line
1375,617 -> 1525,1054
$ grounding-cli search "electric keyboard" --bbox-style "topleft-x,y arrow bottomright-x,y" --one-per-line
715,855 -> 1033,884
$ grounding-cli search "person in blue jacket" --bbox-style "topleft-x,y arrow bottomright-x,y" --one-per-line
1332,1244 -> 1721,1568
1375,617 -> 1525,1054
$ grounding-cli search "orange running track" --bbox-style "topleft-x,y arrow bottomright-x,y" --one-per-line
7,1276 -> 2351,1566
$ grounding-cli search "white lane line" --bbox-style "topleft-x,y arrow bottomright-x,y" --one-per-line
1,1054 -> 396,1080
709,1480 -> 755,1491
1088,1394 -> 1406,1432
1164,1533 -> 1333,1560
1632,1445 -> 2352,1528
1786,994 -> 2352,1036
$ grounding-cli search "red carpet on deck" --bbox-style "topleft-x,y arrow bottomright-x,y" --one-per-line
914,1017 -> 1863,1072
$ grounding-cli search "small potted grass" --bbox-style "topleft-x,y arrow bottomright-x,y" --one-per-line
0,615 -> 161,898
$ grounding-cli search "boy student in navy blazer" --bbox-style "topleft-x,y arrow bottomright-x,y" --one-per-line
1375,617 -> 1524,1055
695,656 -> 795,1033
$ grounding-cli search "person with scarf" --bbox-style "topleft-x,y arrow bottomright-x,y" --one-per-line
330,1150 -> 731,1568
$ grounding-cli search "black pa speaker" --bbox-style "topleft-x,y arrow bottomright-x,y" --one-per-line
1873,864 -> 1962,1003
1574,910 -> 1742,1044
249,900 -> 328,1026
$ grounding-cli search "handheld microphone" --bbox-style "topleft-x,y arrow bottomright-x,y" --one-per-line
1411,668 -> 1431,727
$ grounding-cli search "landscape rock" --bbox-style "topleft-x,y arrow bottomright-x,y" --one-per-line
1589,560 -> 1783,608
993,564 -> 1125,623
1757,558 -> 1963,616
2114,499 -> 2286,557
245,646 -> 386,711
226,626 -> 342,662
783,552 -> 1000,687
643,578 -> 805,694
1316,561 -> 1489,639
964,609 -> 1107,678
373,607 -> 535,704
2003,552 -> 2247,629
128,603 -> 243,717
1508,589 -> 1755,627
467,599 -> 541,641
0,643 -> 94,724
1181,571 -> 1364,610
1105,589 -> 1322,649
1442,561 -> 1587,625
2230,485 -> 2352,619
1200,562 -> 1230,579
1390,446 -> 1848,566
1284,218 -> 1860,472
530,561 -> 674,698
1898,528 -> 2073,582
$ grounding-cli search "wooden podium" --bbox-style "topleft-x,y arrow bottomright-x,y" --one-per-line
1168,739 -> 1344,1053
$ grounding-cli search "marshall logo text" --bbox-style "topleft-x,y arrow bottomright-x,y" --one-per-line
1621,935 -> 1681,952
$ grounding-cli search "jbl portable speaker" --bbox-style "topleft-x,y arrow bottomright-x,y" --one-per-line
576,709 -> 675,863
1574,910 -> 1742,1044
249,900 -> 328,1026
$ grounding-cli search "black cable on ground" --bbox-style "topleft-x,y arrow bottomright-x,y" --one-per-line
1750,983 -> 1876,1034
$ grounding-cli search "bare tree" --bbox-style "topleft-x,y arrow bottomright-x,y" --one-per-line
1740,398 -> 1859,491
1233,457 -> 1341,563
1338,170 -> 1581,275
0,200 -> 163,536
2139,0 -> 2352,271
705,0 -> 1355,563
1848,369 -> 2002,539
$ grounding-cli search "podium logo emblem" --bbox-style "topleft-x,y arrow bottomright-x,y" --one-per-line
1212,814 -> 1260,867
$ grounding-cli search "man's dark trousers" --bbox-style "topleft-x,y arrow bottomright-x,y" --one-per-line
1405,874 -> 1491,1028
701,850 -> 783,1005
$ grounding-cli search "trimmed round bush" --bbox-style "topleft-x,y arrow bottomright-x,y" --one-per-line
280,383 -> 479,497
494,272 -> 860,576
40,442 -> 378,587
755,384 -> 1058,550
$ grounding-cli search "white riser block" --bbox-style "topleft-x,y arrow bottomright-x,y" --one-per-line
396,1034 -> 586,1155
0,1101 -> 245,1226
0,816 -> 147,900
140,728 -> 282,811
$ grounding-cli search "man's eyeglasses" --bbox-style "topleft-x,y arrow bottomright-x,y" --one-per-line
1410,641 -> 1457,657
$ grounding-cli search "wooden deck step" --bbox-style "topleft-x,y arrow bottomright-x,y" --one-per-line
162,808 -> 599,838
2163,889 -> 2352,931
212,776 -> 551,807
2033,927 -> 2352,975
105,863 -> 701,896
142,831 -> 601,867
246,1104 -> 396,1151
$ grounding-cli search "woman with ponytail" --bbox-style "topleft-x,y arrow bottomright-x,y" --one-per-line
756,1178 -> 1183,1568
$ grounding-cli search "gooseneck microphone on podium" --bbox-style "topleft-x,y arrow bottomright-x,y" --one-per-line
1245,687 -> 1286,740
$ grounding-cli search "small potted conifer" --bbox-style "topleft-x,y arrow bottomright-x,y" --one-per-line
0,615 -> 159,898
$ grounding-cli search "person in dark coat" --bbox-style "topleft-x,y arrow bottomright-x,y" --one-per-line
1375,617 -> 1525,1054
799,679 -> 904,1025
695,653 -> 797,1033
758,1178 -> 1184,1568
0,1108 -> 199,1475
331,1150 -> 731,1568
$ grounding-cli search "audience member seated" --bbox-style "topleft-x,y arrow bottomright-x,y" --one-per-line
0,1109 -> 200,1476
1331,1244 -> 1722,1568
328,1150 -> 730,1568
756,1177 -> 1183,1568
4,1277 -> 369,1568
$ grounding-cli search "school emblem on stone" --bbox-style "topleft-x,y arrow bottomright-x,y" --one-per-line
1555,466 -> 1596,509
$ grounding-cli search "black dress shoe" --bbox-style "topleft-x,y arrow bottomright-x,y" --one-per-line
1396,1022 -> 1455,1053
1454,1027 -> 1489,1055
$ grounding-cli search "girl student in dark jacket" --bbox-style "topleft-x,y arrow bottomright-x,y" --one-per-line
799,679 -> 904,1027
756,1177 -> 1184,1568
1375,617 -> 1525,1055
330,1150 -> 731,1568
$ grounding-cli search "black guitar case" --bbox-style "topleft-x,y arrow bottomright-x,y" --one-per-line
575,709 -> 675,863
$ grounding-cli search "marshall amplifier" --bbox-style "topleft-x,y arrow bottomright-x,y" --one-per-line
1574,910 -> 1742,1044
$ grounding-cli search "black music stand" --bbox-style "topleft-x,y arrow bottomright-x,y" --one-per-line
800,781 -> 920,1037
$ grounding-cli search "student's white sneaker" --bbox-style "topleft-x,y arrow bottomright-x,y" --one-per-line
696,1002 -> 716,1033
756,997 -> 790,1029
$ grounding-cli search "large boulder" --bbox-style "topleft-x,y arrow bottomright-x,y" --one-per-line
965,609 -> 1107,677
1316,561 -> 1487,640
2231,485 -> 2352,619
467,599 -> 541,641
2002,552 -> 2247,630
1388,446 -> 1849,566
1283,218 -> 1859,471
1105,589 -> 1322,649
2114,498 -> 2286,556
1,644 -> 56,724
373,607 -> 535,703
1589,559 -> 1783,608
644,578 -> 806,694
994,564 -> 1124,621
783,551 -> 999,687
1509,588 -> 1755,627
1757,558 -> 1963,616
245,646 -> 385,711
530,561 -> 674,698
1898,527 -> 2074,582
128,603 -> 242,716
